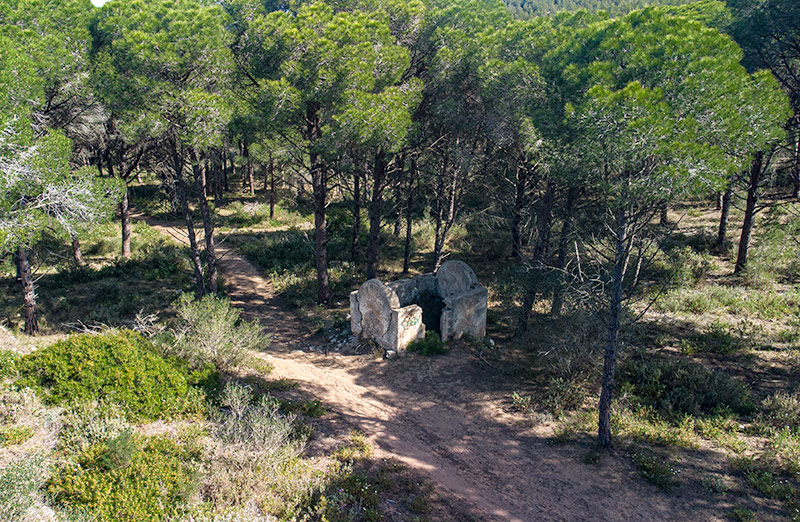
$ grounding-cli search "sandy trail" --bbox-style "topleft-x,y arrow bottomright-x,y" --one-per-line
144,219 -> 724,521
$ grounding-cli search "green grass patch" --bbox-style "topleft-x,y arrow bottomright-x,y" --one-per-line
15,331 -> 218,421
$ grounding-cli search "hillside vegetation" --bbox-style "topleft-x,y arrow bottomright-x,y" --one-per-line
1,0 -> 799,520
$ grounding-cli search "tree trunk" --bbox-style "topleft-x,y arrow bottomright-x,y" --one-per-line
71,234 -> 85,265
214,150 -> 224,204
15,246 -> 38,335
659,204 -> 668,227
510,165 -> 527,258
352,169 -> 361,261
598,206 -> 628,448
716,185 -> 732,251
432,155 -> 459,272
174,140 -> 206,296
393,203 -> 403,237
96,151 -> 104,177
393,173 -> 404,238
403,160 -> 416,275
307,107 -> 330,304
247,154 -> 255,197
194,153 -> 218,294
735,151 -> 764,274
551,187 -> 577,316
268,153 -> 276,219
792,121 -> 800,199
120,183 -> 131,259
229,150 -> 235,193
516,180 -> 555,335
366,150 -> 387,280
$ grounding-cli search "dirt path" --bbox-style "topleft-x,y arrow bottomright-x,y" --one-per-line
144,219 -> 730,521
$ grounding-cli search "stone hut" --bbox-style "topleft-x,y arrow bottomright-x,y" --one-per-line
349,260 -> 488,352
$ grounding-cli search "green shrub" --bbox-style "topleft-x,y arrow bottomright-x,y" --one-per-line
0,425 -> 34,446
665,245 -> 715,287
511,391 -> 532,413
48,434 -> 199,522
757,391 -> 800,435
544,377 -> 585,414
631,449 -> 679,491
618,358 -> 754,420
16,331 -> 217,421
406,332 -> 446,356
680,322 -> 748,355
0,350 -> 18,379
202,383 -> 311,515
173,294 -> 269,372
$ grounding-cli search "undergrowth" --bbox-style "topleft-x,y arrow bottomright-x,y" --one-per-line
15,331 -> 217,421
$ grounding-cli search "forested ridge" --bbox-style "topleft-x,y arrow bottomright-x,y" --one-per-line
1,0 -> 800,520
503,0 -> 693,18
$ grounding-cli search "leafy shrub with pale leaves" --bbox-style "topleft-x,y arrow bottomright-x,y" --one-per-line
0,453 -> 48,521
174,295 -> 269,372
57,401 -> 130,455
201,383 -> 314,515
757,391 -> 800,435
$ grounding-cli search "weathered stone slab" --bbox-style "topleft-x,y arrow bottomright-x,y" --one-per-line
436,260 -> 480,299
349,290 -> 362,335
440,286 -> 488,342
357,279 -> 399,349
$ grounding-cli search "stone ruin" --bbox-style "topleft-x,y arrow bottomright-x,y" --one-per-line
349,260 -> 488,352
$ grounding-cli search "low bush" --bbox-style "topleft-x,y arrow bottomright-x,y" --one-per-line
57,401 -> 131,455
173,294 -> 269,372
0,453 -> 48,521
757,391 -> 800,435
665,245 -> 715,287
765,428 -> 800,476
630,449 -> 680,491
680,322 -> 748,355
406,332 -> 446,356
612,404 -> 698,448
511,391 -> 532,413
0,350 -> 18,379
16,331 -> 217,421
617,358 -> 754,420
201,383 -> 314,515
543,377 -> 585,414
48,434 -> 200,522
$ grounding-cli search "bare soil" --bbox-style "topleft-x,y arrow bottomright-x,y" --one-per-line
144,219 -> 746,522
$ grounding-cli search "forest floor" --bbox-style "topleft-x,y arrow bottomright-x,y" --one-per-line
138,214 -> 759,522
